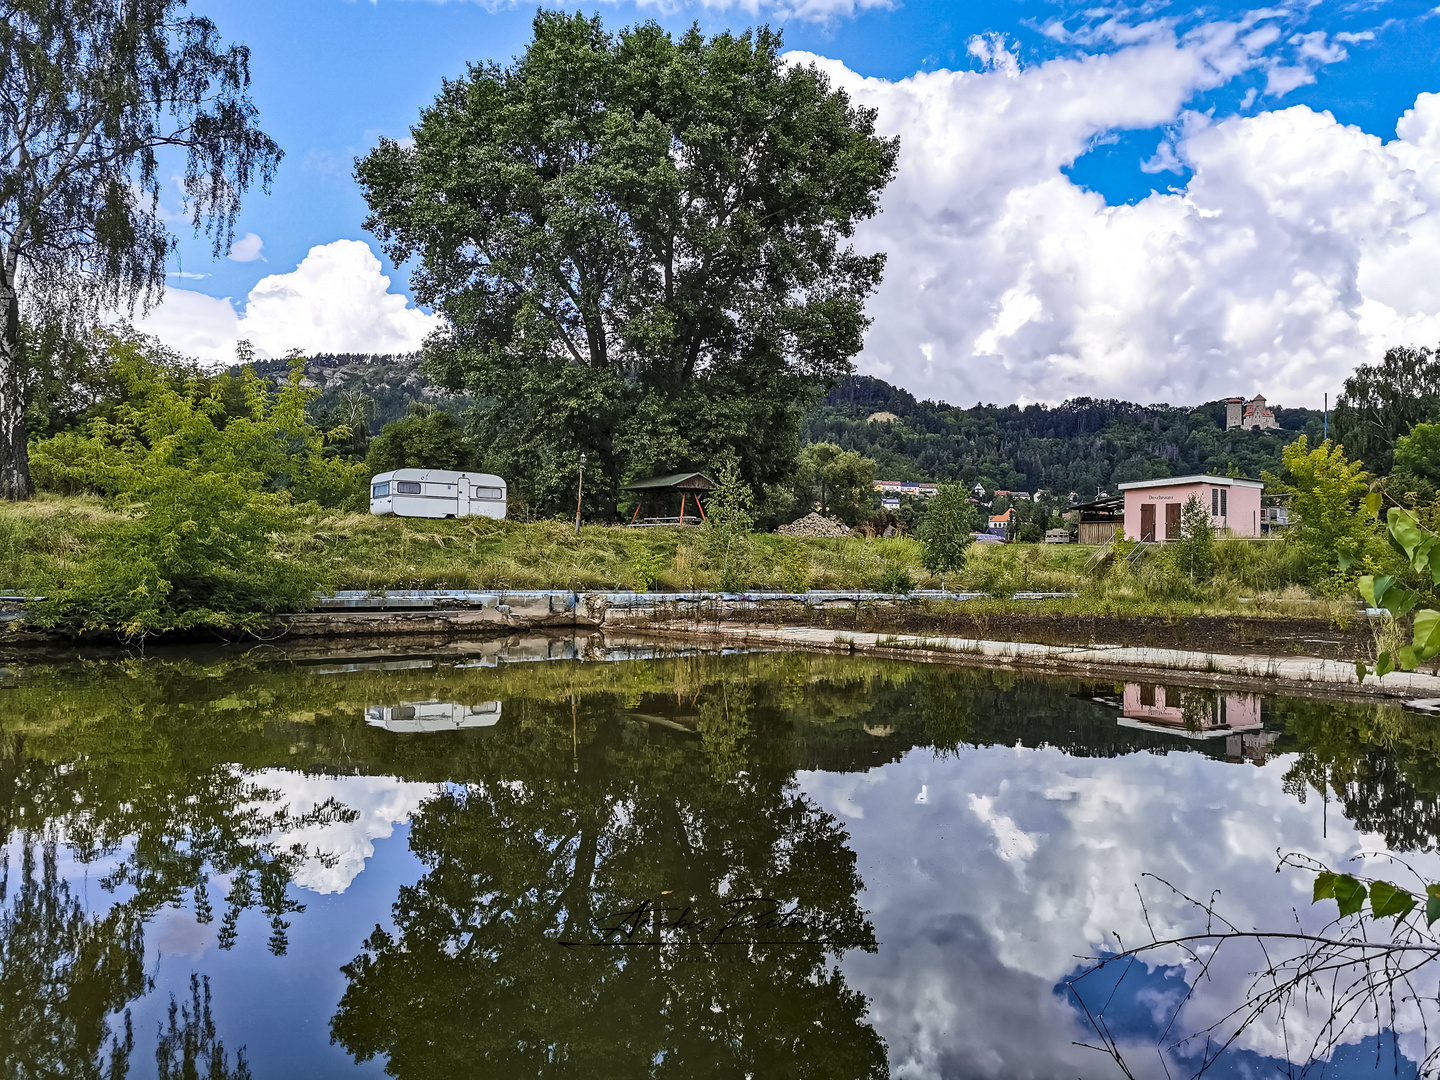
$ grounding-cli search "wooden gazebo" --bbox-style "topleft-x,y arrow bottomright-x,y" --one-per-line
623,472 -> 714,527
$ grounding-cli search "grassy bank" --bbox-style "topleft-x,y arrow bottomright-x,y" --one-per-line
0,495 -> 1334,622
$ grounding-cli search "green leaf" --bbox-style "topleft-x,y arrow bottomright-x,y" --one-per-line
1427,884 -> 1440,927
1383,585 -> 1420,618
1359,575 -> 1380,607
1366,491 -> 1384,517
1376,652 -> 1396,678
1428,545 -> 1440,586
1399,645 -> 1420,671
1414,609 -> 1440,661
1356,660 -> 1369,684
1372,575 -> 1396,605
1338,549 -> 1355,571
1370,880 -> 1416,920
1313,872 -> 1338,901
1333,874 -> 1367,917
1389,508 -> 1427,560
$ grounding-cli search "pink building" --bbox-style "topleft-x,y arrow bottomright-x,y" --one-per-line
1117,474 -> 1263,541
1119,683 -> 1263,738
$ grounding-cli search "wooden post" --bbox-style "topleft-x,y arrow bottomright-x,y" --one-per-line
694,493 -> 707,522
678,492 -> 687,526
630,500 -> 642,525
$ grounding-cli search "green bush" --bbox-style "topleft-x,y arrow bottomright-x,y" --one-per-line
365,405 -> 477,474
702,465 -> 755,593
919,483 -> 977,580
31,474 -> 319,639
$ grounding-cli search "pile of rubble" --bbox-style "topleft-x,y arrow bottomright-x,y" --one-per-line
776,512 -> 853,538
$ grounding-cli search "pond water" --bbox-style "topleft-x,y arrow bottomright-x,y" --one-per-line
3,636 -> 1439,1079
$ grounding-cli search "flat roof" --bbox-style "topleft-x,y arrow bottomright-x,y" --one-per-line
1117,474 -> 1263,491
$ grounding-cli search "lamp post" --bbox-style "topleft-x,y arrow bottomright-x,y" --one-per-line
574,453 -> 586,534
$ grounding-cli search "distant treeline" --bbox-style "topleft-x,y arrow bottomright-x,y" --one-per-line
254,356 -> 1325,502
806,376 -> 1326,500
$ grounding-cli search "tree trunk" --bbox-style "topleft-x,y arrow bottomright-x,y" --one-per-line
0,272 -> 32,501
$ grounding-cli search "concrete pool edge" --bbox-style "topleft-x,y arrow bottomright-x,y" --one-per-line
617,622 -> 1440,702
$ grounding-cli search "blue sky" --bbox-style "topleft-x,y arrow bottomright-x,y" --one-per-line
147,0 -> 1440,407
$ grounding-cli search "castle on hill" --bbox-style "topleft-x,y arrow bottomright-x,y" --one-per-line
1225,394 -> 1279,432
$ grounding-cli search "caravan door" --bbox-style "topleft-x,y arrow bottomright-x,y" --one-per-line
457,474 -> 471,518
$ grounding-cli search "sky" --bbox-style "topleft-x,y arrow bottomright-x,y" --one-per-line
135,0 -> 1440,409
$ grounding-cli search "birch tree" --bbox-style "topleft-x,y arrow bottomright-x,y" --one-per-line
0,0 -> 281,499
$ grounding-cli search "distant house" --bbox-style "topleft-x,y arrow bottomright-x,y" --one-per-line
1225,394 -> 1280,432
972,482 -> 986,498
871,480 -> 939,498
987,508 -> 1013,536
1118,475 -> 1264,540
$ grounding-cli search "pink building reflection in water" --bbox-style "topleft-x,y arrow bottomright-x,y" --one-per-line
1118,683 -> 1263,739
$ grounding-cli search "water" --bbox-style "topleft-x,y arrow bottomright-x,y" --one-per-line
1,637 -> 1437,1079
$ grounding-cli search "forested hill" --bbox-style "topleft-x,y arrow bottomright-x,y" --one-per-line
256,355 -> 1324,500
807,376 -> 1326,500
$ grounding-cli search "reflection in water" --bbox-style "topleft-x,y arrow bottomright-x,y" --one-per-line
0,646 -> 1438,1076
1106,682 -> 1264,739
364,700 -> 502,732
0,840 -> 143,1079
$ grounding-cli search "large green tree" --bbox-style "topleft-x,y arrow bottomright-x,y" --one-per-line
356,12 -> 897,518
1333,345 -> 1440,474
0,0 -> 282,500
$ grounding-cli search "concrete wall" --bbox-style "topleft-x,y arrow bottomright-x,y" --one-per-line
1123,481 -> 1262,540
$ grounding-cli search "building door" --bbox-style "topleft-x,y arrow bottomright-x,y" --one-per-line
1165,502 -> 1182,541
456,474 -> 470,518
1140,504 -> 1155,541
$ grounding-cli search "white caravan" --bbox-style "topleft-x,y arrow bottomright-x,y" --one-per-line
364,700 -> 503,733
369,468 -> 507,519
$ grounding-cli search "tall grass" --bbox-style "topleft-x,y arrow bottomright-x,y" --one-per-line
0,496 -> 1333,618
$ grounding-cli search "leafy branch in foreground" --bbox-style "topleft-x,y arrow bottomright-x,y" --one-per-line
1356,499 -> 1440,679
1069,857 -> 1440,1079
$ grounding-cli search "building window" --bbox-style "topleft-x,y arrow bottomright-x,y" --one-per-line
396,481 -> 422,495
1220,488 -> 1227,517
1211,488 -> 1219,516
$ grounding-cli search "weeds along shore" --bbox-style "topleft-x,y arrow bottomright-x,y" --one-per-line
0,494 -> 1350,628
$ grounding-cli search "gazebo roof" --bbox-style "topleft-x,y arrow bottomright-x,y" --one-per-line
622,471 -> 714,492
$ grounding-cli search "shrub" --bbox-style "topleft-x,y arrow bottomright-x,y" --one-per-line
365,405 -> 476,474
919,483 -> 977,580
702,464 -> 755,593
1267,437 -> 1377,589
31,474 -> 319,639
1172,494 -> 1216,582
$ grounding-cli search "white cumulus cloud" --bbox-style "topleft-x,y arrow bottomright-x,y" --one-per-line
228,231 -> 265,262
138,239 -> 442,363
800,21 -> 1440,407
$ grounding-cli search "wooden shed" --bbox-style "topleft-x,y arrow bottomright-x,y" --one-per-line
623,472 -> 714,527
1070,494 -> 1124,545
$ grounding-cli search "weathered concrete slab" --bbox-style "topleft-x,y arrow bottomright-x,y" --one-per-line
635,623 -> 1440,699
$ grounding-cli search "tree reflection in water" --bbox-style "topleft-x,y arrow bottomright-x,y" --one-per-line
0,840 -> 143,1079
331,670 -> 888,1079
15,647 -> 1440,1076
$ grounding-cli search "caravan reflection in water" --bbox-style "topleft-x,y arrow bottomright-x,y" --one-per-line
1119,683 -> 1262,738
364,700 -> 502,733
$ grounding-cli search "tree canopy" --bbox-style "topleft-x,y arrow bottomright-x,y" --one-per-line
356,12 -> 898,518
1333,345 -> 1440,475
0,0 -> 281,499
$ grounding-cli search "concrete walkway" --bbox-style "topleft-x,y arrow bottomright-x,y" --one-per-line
642,622 -> 1440,700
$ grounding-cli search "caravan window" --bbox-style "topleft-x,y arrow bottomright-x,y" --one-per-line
395,481 -> 422,495
371,482 -> 390,499
474,486 -> 503,500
